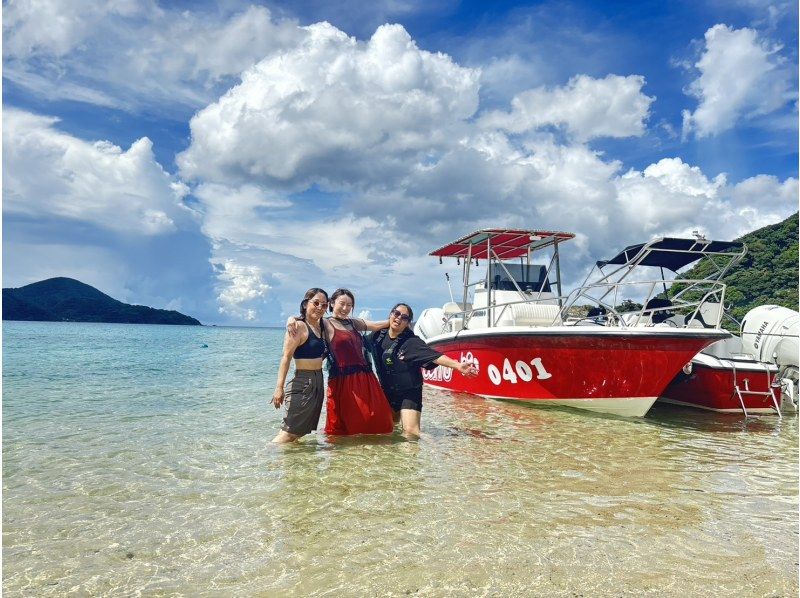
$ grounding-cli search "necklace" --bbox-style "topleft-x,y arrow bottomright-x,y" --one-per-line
306,316 -> 322,336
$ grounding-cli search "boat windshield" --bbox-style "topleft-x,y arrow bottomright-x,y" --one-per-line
490,264 -> 552,293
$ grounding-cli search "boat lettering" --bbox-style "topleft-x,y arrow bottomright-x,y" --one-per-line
422,351 -> 479,384
486,357 -> 552,386
531,357 -> 552,380
422,364 -> 453,382
753,321 -> 768,349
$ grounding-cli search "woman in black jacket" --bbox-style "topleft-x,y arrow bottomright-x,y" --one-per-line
368,303 -> 477,437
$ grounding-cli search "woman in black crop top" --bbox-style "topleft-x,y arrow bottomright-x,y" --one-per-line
293,321 -> 326,359
271,288 -> 329,443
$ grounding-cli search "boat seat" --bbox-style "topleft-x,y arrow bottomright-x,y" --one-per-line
443,301 -> 470,315
685,302 -> 722,329
644,298 -> 674,324
703,335 -> 745,359
510,302 -> 562,326
443,301 -> 471,332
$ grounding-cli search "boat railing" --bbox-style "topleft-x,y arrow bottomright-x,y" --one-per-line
431,276 -> 728,334
560,278 -> 728,329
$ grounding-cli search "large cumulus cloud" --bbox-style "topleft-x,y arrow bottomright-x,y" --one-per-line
3,108 -> 190,234
178,22 -> 481,189
172,19 -> 797,323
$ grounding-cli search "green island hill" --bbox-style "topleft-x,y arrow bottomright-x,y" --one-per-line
2,277 -> 202,325
677,212 -> 799,321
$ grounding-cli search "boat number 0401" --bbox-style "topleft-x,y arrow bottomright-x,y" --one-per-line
453,351 -> 552,386
486,357 -> 552,385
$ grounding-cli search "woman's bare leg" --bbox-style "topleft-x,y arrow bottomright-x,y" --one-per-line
271,430 -> 299,443
400,409 -> 421,438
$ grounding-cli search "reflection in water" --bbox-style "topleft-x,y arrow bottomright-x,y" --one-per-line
3,323 -> 797,596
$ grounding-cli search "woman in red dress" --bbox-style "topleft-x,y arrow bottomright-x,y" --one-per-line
288,288 -> 393,435
322,289 -> 394,435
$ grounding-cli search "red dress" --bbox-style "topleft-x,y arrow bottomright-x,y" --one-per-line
324,321 -> 394,435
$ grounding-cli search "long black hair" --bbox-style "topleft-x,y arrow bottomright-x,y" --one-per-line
329,288 -> 355,313
298,288 -> 329,321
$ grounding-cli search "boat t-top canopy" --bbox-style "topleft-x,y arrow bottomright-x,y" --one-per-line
430,228 -> 575,260
596,237 -> 746,272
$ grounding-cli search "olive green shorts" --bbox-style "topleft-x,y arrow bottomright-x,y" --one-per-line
281,369 -> 324,436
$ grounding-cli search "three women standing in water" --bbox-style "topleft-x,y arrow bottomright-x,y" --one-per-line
273,288 -> 475,442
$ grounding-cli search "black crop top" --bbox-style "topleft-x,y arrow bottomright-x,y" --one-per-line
294,321 -> 326,359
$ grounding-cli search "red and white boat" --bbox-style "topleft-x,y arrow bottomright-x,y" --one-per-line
414,229 -> 729,417
661,305 -> 799,415
583,236 -> 799,416
661,347 -> 779,414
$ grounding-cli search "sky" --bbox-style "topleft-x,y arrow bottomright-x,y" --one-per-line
3,0 -> 798,326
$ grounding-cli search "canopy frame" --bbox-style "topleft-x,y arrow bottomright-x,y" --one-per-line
431,228 -> 575,328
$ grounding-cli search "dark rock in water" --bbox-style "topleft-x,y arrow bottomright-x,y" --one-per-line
201,343 -> 209,348
126,552 -> 134,559
2,277 -> 202,325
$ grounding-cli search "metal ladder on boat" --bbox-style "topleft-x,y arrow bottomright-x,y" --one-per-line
732,362 -> 781,419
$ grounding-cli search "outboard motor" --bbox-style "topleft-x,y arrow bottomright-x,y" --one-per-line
741,305 -> 799,412
414,308 -> 446,341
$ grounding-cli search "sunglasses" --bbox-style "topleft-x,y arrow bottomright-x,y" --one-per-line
310,299 -> 329,308
391,309 -> 411,322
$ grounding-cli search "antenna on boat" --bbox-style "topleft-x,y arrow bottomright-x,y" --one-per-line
445,273 -> 455,302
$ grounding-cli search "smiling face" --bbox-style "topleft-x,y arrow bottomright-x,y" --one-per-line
389,304 -> 412,334
331,291 -> 354,319
305,292 -> 328,321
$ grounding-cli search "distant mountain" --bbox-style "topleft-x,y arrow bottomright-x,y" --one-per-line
679,212 -> 799,321
3,277 -> 201,325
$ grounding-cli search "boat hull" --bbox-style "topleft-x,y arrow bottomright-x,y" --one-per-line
660,355 -> 780,413
422,327 -> 729,417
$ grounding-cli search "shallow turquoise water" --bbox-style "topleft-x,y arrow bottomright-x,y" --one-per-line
3,321 -> 798,596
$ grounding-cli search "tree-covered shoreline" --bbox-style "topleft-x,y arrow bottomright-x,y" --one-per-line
680,212 -> 798,322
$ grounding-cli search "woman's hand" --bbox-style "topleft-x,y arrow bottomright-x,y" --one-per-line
286,316 -> 301,337
457,362 -> 478,378
272,388 -> 285,408
435,355 -> 478,378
